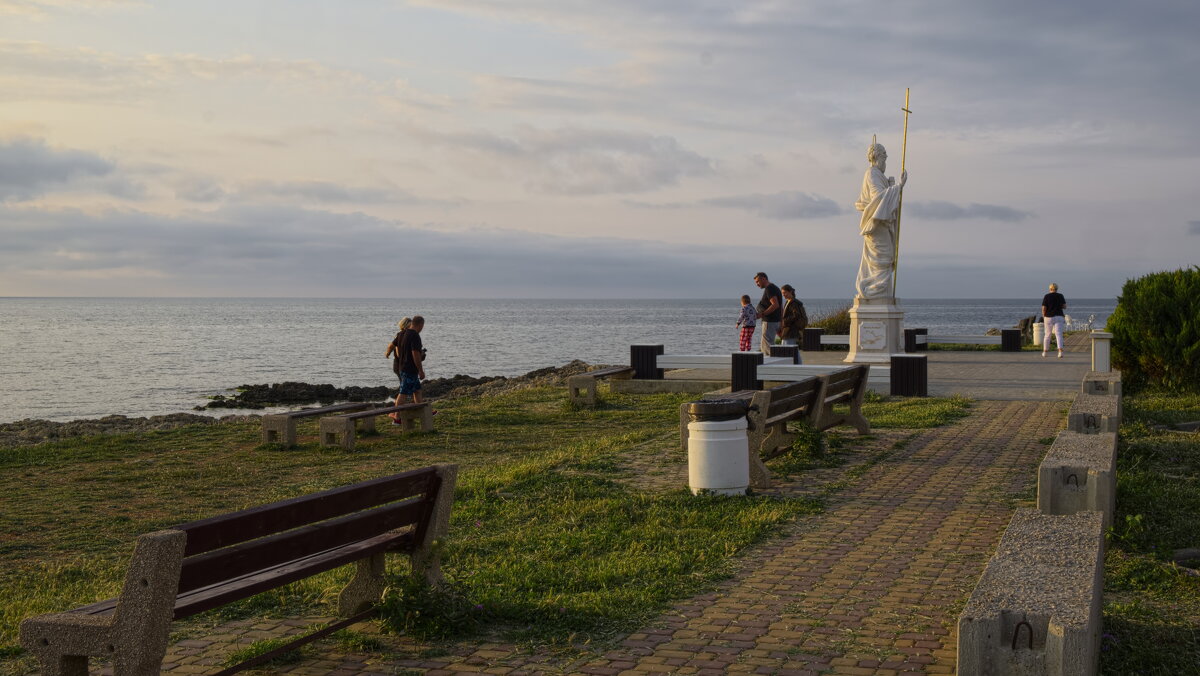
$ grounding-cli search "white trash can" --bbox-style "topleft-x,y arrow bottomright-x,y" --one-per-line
686,400 -> 750,496
1032,321 -> 1045,347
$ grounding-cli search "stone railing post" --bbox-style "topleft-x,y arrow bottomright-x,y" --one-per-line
1090,331 -> 1112,372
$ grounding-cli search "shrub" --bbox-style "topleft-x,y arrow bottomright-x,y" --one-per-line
1107,267 -> 1200,392
809,302 -> 852,335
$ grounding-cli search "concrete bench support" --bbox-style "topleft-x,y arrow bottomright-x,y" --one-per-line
320,404 -> 432,450
261,402 -> 377,446
1037,432 -> 1117,529
1067,393 -> 1121,434
957,509 -> 1105,676
567,366 -> 634,406
1080,370 -> 1121,398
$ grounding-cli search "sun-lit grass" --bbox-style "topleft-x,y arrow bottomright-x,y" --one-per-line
1101,389 -> 1200,673
0,383 -> 975,670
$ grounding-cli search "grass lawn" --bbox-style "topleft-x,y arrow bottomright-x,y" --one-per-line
0,385 -> 971,673
1101,390 -> 1200,674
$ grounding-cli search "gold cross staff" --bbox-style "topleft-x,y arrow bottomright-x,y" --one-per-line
892,88 -> 911,297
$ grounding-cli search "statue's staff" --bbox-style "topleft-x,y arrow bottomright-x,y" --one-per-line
891,88 -> 911,296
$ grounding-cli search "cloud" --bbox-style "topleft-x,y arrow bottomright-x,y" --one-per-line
1189,220 -> 1200,235
416,125 -> 714,195
0,0 -> 141,18
0,203 -> 856,297
906,201 -> 1032,222
236,180 -> 423,205
0,137 -> 128,201
703,191 -> 842,220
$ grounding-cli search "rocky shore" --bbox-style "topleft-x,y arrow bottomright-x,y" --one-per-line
0,361 -> 596,449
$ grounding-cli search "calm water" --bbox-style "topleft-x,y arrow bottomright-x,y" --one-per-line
0,297 -> 1116,423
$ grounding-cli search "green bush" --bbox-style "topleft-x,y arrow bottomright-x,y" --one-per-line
810,302 -> 851,335
1107,267 -> 1200,392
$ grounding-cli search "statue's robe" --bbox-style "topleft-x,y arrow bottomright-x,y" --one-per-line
854,166 -> 903,299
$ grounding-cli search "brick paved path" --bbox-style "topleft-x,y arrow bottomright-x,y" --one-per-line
153,400 -> 1064,675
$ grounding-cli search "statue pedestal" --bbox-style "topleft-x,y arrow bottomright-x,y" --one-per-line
845,297 -> 904,364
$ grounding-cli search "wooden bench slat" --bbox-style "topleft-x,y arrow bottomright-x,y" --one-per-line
177,498 -> 428,593
173,530 -> 410,620
339,402 -> 429,421
176,467 -> 438,556
276,402 -> 379,419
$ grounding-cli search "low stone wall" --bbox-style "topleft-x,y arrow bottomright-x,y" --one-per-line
1067,392 -> 1121,434
959,369 -> 1120,676
1080,370 -> 1121,398
1036,432 -> 1118,529
957,509 -> 1105,676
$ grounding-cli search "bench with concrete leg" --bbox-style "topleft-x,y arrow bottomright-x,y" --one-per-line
21,465 -> 457,676
262,401 -> 380,446
566,366 -> 635,406
320,402 -> 433,450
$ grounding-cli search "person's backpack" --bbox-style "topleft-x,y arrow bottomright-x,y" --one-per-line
796,301 -> 808,331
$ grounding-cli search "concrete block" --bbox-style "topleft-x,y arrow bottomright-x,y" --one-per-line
567,375 -> 599,406
1067,393 -> 1120,434
958,509 -> 1104,676
261,414 -> 296,445
1080,370 -> 1122,398
1037,432 -> 1117,529
320,416 -> 358,450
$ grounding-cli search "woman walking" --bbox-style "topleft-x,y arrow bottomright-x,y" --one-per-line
1041,283 -> 1067,358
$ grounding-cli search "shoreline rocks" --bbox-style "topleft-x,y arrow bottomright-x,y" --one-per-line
0,361 -> 597,449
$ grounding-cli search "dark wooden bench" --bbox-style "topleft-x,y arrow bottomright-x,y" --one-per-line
678,378 -> 825,488
20,464 -> 457,676
813,364 -> 871,434
567,366 -> 635,406
745,378 -> 825,487
262,401 -> 381,446
320,402 -> 433,449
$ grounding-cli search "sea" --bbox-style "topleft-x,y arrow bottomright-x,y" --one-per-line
0,297 -> 1118,423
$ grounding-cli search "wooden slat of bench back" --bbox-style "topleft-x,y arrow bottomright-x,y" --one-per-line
174,530 -> 404,619
175,467 -> 440,556
176,498 -> 427,593
765,379 -> 821,419
823,366 -> 867,397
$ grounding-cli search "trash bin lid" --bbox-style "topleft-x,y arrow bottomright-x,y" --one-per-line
687,399 -> 749,422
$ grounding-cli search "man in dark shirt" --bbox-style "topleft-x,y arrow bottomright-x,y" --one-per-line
1041,284 -> 1067,358
754,272 -> 783,352
393,315 -> 426,404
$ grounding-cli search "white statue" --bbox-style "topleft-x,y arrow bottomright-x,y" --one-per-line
854,143 -> 907,300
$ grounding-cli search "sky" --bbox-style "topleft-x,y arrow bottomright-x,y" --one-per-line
1,0 -> 1197,299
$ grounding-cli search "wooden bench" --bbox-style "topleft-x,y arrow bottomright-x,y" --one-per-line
813,365 -> 872,434
755,364 -> 873,433
262,401 -> 380,446
679,378 -> 826,489
757,363 -> 891,392
20,465 -> 457,676
320,402 -> 433,450
746,378 -> 825,487
567,366 -> 635,406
